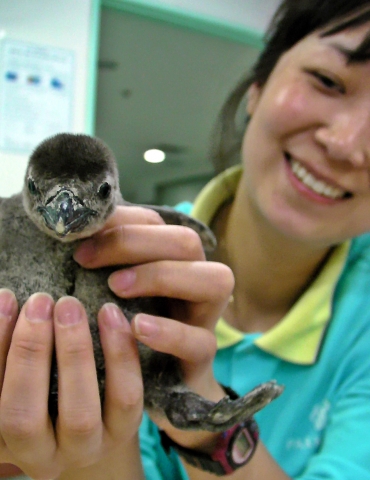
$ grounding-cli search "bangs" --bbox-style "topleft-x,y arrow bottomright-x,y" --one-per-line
322,6 -> 370,62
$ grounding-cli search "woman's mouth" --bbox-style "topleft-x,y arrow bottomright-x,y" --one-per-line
285,153 -> 352,200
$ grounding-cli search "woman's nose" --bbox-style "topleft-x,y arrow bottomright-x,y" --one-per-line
315,109 -> 370,167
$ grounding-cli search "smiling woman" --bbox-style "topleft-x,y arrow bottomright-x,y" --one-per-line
237,25 -> 370,244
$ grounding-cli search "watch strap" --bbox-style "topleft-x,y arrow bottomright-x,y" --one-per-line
160,430 -> 228,475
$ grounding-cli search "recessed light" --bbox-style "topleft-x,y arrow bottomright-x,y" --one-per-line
144,149 -> 166,163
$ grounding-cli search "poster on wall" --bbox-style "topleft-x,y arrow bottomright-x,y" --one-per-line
0,39 -> 74,153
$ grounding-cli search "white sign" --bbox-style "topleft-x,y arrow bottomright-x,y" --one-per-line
0,39 -> 74,153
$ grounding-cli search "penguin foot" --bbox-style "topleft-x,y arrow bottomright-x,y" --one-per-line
164,381 -> 283,432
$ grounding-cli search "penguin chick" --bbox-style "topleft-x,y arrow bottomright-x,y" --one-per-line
0,133 -> 283,431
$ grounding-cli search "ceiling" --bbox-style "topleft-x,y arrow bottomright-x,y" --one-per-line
95,6 -> 273,204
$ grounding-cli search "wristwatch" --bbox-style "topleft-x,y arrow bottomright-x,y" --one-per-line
160,418 -> 259,476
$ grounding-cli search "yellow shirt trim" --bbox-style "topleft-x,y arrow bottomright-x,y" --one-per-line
192,165 -> 350,365
191,165 -> 242,225
215,316 -> 245,348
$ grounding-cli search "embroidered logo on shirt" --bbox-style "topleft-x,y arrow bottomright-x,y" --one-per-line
310,399 -> 331,431
286,399 -> 331,450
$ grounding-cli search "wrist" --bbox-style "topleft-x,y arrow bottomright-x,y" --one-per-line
160,418 -> 259,476
159,384 -> 237,453
161,428 -> 221,454
160,386 -> 259,476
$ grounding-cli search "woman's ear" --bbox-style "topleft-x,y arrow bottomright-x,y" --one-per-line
246,83 -> 261,115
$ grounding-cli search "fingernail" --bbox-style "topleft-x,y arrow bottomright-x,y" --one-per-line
133,314 -> 159,337
73,238 -> 97,264
56,297 -> 82,325
0,288 -> 16,321
102,303 -> 126,329
109,269 -> 136,292
25,293 -> 53,323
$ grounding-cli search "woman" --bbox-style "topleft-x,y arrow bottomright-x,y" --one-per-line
1,0 -> 370,478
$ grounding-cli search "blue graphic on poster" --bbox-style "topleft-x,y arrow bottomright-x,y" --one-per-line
0,39 -> 74,152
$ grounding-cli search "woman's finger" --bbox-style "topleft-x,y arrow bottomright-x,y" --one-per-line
101,205 -> 165,231
108,260 -> 234,327
131,314 -> 223,408
132,314 -> 217,367
0,289 -> 18,392
97,304 -> 143,442
109,260 -> 233,303
74,224 -> 205,269
54,297 -> 102,466
0,293 -> 57,472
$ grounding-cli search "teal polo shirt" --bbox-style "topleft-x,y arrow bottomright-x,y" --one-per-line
140,166 -> 370,479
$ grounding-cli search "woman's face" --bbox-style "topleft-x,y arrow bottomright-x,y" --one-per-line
241,22 -> 370,246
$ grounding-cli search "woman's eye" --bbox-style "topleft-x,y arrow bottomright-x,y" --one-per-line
306,69 -> 345,94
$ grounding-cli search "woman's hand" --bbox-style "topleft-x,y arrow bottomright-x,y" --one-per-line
0,204 -> 233,479
74,205 -> 235,449
0,290 -> 144,480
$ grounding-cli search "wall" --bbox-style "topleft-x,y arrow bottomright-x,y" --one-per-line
102,0 -> 280,46
0,0 -> 100,197
97,1 -> 281,204
111,0 -> 280,31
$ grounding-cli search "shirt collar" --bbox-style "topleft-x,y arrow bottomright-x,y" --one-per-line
192,165 -> 350,365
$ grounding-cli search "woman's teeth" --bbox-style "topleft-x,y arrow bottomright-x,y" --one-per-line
290,158 -> 347,199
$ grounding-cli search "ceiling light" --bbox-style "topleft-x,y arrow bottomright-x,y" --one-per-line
144,149 -> 166,163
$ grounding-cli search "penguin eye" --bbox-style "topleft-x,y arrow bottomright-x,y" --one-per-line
28,178 -> 39,195
98,182 -> 111,199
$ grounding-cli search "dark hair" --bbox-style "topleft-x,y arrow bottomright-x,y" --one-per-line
212,0 -> 370,173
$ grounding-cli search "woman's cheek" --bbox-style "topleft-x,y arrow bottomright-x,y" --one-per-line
263,81 -> 314,134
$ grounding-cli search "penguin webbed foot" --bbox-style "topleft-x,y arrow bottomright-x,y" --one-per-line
163,381 -> 284,432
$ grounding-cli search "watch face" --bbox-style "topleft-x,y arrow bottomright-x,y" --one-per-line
231,427 -> 254,464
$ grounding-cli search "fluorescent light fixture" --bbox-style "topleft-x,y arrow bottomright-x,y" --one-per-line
144,149 -> 166,163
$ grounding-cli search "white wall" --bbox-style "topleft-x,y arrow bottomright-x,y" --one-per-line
0,0 -> 99,197
113,0 -> 281,33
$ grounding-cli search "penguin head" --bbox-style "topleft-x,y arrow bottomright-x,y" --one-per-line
23,133 -> 121,242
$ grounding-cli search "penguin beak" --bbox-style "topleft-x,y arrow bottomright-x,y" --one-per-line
37,188 -> 97,237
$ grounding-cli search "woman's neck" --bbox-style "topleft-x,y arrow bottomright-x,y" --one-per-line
210,188 -> 334,333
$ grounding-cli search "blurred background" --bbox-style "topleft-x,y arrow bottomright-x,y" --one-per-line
0,0 -> 280,204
